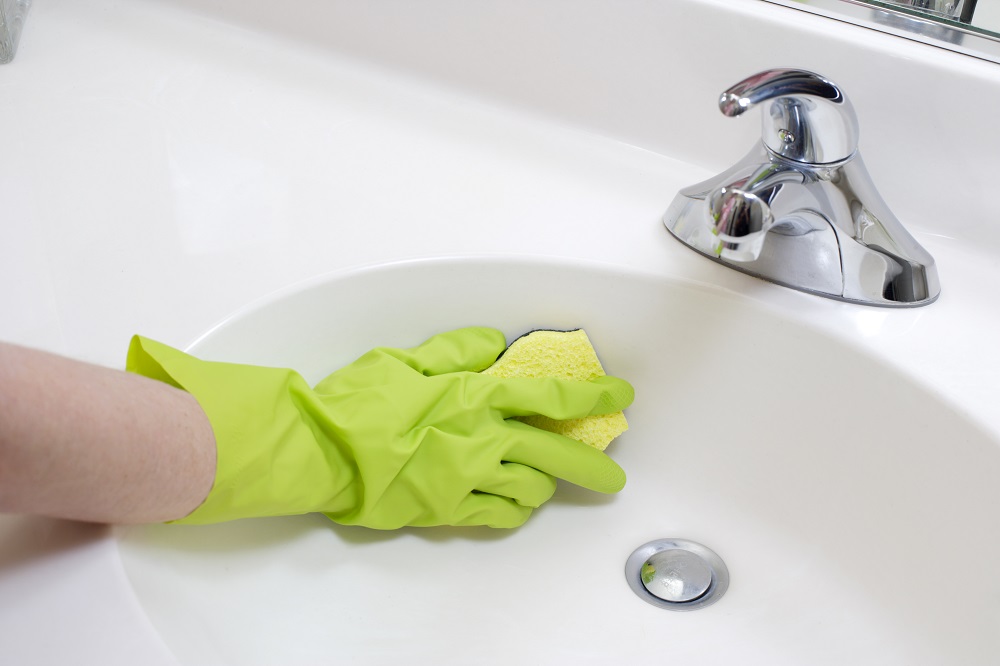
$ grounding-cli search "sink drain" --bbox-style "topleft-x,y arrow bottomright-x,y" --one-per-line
625,539 -> 729,611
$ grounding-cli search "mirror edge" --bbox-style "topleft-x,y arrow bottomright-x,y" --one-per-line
761,0 -> 1000,65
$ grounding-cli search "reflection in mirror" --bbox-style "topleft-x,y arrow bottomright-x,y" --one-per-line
882,1 -> 969,22
761,0 -> 1000,63
877,0 -> 1000,31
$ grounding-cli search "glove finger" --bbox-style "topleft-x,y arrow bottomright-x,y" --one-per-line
475,462 -> 558,509
381,327 -> 507,375
451,492 -> 534,528
478,374 -> 634,420
503,420 -> 627,494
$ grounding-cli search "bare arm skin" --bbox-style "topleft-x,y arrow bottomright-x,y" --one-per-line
0,342 -> 216,524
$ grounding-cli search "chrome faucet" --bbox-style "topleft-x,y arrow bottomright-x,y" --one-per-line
664,69 -> 940,307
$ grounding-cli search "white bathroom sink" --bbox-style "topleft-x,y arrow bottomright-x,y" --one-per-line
117,256 -> 1000,665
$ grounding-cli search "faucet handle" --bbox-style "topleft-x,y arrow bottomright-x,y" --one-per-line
719,69 -> 860,165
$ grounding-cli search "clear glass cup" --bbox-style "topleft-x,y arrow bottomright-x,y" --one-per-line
1,0 -> 31,64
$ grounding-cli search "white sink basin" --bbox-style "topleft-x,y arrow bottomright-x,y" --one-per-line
117,257 -> 1000,665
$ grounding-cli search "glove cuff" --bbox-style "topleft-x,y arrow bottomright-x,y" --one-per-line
126,336 -> 357,524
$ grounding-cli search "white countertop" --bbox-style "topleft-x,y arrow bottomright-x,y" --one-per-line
1,0 -> 703,367
2,1 -> 999,663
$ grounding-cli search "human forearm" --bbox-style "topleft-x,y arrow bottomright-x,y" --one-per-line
0,342 -> 215,523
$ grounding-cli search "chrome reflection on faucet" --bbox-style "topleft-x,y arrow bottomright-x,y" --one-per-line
664,68 -> 940,307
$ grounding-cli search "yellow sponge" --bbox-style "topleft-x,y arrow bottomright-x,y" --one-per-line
482,329 -> 628,451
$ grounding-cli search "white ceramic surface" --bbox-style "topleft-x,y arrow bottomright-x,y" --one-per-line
2,0 -> 1000,663
117,257 -> 1000,665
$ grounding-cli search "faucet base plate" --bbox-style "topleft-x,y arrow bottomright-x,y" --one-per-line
664,192 -> 940,308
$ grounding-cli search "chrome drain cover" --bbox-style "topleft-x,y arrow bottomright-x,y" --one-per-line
625,539 -> 729,611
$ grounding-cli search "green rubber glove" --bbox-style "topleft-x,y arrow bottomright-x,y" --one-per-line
126,327 -> 633,529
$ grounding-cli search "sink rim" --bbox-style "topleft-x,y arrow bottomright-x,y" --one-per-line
186,253 -> 752,353
183,253 -> 996,444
